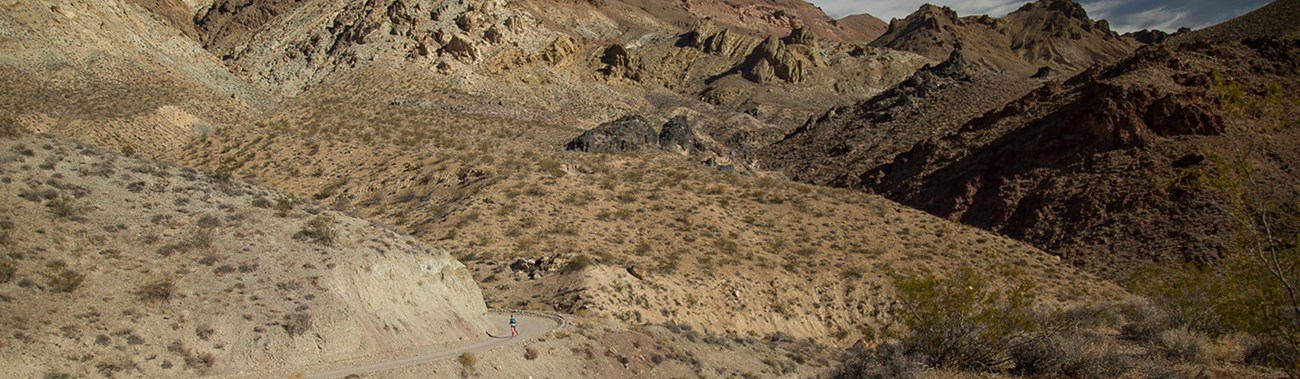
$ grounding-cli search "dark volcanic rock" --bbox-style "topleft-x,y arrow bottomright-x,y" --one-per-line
1032,66 -> 1053,78
565,115 -> 658,153
658,115 -> 714,155
1126,29 -> 1170,45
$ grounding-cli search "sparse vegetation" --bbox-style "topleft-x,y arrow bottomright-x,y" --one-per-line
136,276 -> 177,302
564,254 -> 593,273
0,219 -> 13,245
45,197 -> 83,220
282,312 -> 313,336
0,259 -> 15,284
45,268 -> 84,293
294,214 -> 337,245
457,352 -> 477,371
888,266 -> 1042,371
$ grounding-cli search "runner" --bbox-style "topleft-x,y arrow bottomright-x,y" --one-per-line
510,314 -> 518,338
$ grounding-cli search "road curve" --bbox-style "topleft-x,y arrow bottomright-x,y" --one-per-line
303,312 -> 558,379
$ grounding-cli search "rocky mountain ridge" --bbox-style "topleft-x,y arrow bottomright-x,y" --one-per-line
871,0 -> 1142,76
771,0 -> 1300,280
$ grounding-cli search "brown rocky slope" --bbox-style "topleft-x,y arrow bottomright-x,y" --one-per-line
854,1 -> 1300,279
760,48 -> 1044,188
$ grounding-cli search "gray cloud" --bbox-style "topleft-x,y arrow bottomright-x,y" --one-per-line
807,0 -> 1272,32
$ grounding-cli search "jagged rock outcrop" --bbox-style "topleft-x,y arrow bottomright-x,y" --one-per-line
658,115 -> 718,155
783,25 -> 818,46
440,33 -> 479,62
192,0 -> 534,94
509,254 -> 573,280
679,21 -> 760,58
599,44 -> 644,81
565,115 -> 659,153
1125,29 -> 1170,45
567,114 -> 756,174
741,33 -> 819,84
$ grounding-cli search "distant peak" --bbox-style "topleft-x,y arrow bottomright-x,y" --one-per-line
1015,0 -> 1090,21
914,3 -> 958,19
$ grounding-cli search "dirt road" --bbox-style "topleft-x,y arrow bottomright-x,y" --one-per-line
303,313 -> 559,379
210,312 -> 560,379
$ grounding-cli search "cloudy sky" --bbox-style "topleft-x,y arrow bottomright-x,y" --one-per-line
807,0 -> 1273,32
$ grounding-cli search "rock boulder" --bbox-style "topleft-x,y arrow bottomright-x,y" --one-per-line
565,115 -> 659,153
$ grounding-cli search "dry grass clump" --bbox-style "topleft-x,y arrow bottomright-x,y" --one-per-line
281,312 -> 313,336
1157,328 -> 1213,364
294,215 -> 337,245
0,259 -> 16,284
44,268 -> 84,293
46,197 -> 84,220
135,276 -> 177,302
457,352 -> 477,371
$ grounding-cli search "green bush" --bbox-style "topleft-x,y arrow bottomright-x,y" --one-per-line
890,266 -> 1041,371
1144,146 -> 1300,374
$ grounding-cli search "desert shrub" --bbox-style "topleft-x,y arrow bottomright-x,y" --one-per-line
831,342 -> 919,379
1119,298 -> 1172,342
45,268 -> 84,293
525,346 -> 539,360
183,350 -> 216,370
314,178 -> 348,200
46,197 -> 82,220
196,324 -> 215,341
457,352 -> 477,370
186,227 -> 214,251
0,219 -> 13,245
294,215 -> 337,245
0,259 -> 15,284
211,157 -> 238,182
1009,332 -> 1135,377
1158,328 -> 1212,364
890,266 -> 1040,371
136,277 -> 176,302
564,254 -> 593,273
1246,335 -> 1300,370
282,312 -> 312,336
1148,146 -> 1300,374
275,197 -> 296,217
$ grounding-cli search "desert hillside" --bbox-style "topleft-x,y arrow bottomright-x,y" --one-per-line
847,1 -> 1300,279
1,0 -> 1296,377
0,135 -> 491,377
